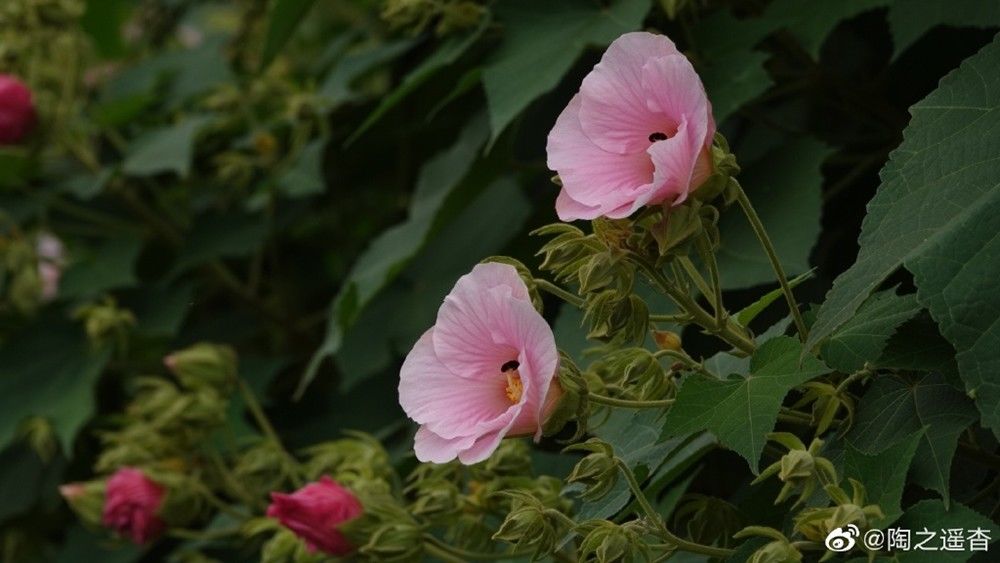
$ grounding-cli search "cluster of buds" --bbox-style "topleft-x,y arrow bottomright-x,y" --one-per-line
794,479 -> 884,546
734,526 -> 803,563
492,490 -> 572,558
577,519 -> 651,563
96,343 -> 236,471
588,346 -> 676,402
381,0 -> 487,37
301,432 -> 394,487
72,297 -> 136,350
754,433 -> 837,506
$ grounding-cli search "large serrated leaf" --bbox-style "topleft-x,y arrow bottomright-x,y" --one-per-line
806,35 -> 1000,436
820,289 -> 921,373
661,337 -> 829,472
848,374 -> 977,506
844,431 -> 922,525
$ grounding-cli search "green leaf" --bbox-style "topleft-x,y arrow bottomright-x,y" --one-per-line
481,0 -> 651,143
806,36 -> 1000,435
717,138 -> 830,289
299,115 -> 488,395
762,0 -> 891,59
333,174 -> 531,391
276,138 -> 327,198
875,313 -> 958,379
843,431 -> 921,525
59,237 -> 143,299
0,319 -> 111,452
348,18 -> 489,144
319,39 -> 417,106
894,500 -> 996,562
0,444 -> 64,522
122,116 -> 212,178
735,270 -> 815,326
260,0 -> 319,70
888,0 -> 1000,59
125,282 -> 196,337
820,289 -> 921,373
171,211 -> 269,275
661,337 -> 829,471
703,50 -> 772,124
848,374 -> 977,506
80,0 -> 131,59
56,526 -> 140,563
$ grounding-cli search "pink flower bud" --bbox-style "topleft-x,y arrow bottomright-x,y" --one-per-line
102,468 -> 166,545
36,232 -> 64,302
266,476 -> 363,555
59,483 -> 86,500
0,75 -> 36,145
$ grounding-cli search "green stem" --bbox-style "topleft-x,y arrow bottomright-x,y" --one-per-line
615,459 -> 734,559
654,349 -> 716,379
649,313 -> 692,323
422,535 -> 531,562
696,235 -> 725,329
733,179 -> 809,341
167,526 -> 242,541
535,278 -> 585,308
236,377 -> 303,487
634,258 -> 755,355
834,367 -> 872,394
589,394 -> 674,409
677,256 -> 716,310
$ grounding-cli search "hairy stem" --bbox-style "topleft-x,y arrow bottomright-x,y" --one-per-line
589,394 -> 674,409
616,459 -> 734,559
535,278 -> 585,308
733,179 -> 809,341
237,377 -> 303,487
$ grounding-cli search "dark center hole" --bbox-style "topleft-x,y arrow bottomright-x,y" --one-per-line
501,360 -> 520,372
648,131 -> 668,142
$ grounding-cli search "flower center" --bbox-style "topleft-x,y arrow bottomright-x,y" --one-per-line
502,360 -> 522,404
648,131 -> 669,142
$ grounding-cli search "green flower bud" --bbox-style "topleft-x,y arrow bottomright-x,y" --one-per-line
748,540 -> 803,563
59,480 -> 104,527
164,343 -> 238,394
565,439 -> 618,501
652,329 -> 682,352
578,520 -> 647,563
357,522 -> 424,562
648,200 -> 703,256
233,441 -> 300,498
409,478 -> 460,521
72,297 -> 135,347
492,493 -> 562,556
301,432 -> 392,485
778,449 -> 814,483
261,528 -> 325,563
480,439 -> 532,477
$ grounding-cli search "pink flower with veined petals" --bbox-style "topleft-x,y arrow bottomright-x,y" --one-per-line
102,467 -> 166,545
267,476 -> 363,555
547,32 -> 716,221
399,263 -> 561,464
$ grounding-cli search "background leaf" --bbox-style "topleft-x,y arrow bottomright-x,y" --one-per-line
0,319 -> 110,452
806,35 -> 1000,436
260,0 -> 319,70
847,374 -> 977,505
820,289 -> 921,373
717,139 -> 830,289
482,0 -> 651,143
843,431 -> 921,525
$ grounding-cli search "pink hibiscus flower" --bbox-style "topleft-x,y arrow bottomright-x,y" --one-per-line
399,263 -> 561,464
547,32 -> 716,221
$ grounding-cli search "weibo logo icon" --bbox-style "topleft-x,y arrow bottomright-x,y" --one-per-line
825,524 -> 860,552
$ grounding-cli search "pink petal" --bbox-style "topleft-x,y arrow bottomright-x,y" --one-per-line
399,329 -> 513,439
413,426 -> 478,463
547,95 -> 654,220
578,32 -> 681,154
457,427 -> 509,464
641,54 -> 712,140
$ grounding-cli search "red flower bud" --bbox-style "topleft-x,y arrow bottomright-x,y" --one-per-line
267,476 -> 363,555
0,75 -> 36,145
102,468 -> 166,545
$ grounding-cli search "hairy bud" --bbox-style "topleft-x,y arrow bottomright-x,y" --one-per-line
565,439 -> 618,501
164,343 -> 237,394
